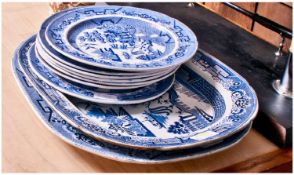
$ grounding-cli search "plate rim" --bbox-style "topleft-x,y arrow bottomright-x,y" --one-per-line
44,5 -> 198,71
35,44 -> 179,87
37,36 -> 176,77
27,42 -> 176,104
36,40 -> 177,81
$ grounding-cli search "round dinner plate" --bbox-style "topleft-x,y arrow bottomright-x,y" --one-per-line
45,5 -> 198,71
37,8 -> 179,76
35,45 -> 178,88
36,37 -> 176,79
28,41 -> 175,104
35,47 -> 153,89
22,35 -> 258,150
36,41 -> 179,84
13,44 -> 252,163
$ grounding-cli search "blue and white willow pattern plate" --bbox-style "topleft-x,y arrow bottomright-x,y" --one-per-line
37,7 -> 177,77
35,46 -> 178,88
28,43 -> 174,104
35,45 -> 179,87
36,40 -> 177,82
37,36 -> 176,78
13,38 -> 251,162
45,6 -> 198,71
21,36 -> 258,150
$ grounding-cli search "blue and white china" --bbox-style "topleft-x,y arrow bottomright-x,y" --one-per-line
35,49 -> 157,89
21,36 -> 258,150
36,38 -> 175,79
45,6 -> 198,71
13,63 -> 252,164
35,46 -> 177,88
36,45 -> 179,86
32,46 -> 145,89
36,41 -> 177,82
13,37 -> 251,162
37,9 -> 177,76
27,41 -> 175,104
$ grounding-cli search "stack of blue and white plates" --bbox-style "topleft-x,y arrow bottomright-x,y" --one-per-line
13,5 -> 258,164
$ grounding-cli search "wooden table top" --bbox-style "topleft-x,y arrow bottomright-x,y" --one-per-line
2,3 -> 292,172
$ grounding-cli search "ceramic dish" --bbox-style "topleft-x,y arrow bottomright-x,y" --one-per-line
13,44 -> 251,162
33,45 -> 146,89
36,41 -> 177,82
26,36 -> 175,104
45,5 -> 198,71
36,38 -> 176,80
35,47 -> 152,89
37,10 -> 177,77
36,45 -> 179,87
36,45 -> 177,88
22,35 -> 258,150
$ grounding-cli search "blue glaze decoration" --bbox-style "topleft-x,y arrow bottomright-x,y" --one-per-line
45,6 -> 198,71
29,44 -> 174,104
17,36 -> 258,150
37,7 -> 175,76
13,36 -> 251,163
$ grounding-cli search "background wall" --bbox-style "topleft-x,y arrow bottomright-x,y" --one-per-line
199,2 -> 292,52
